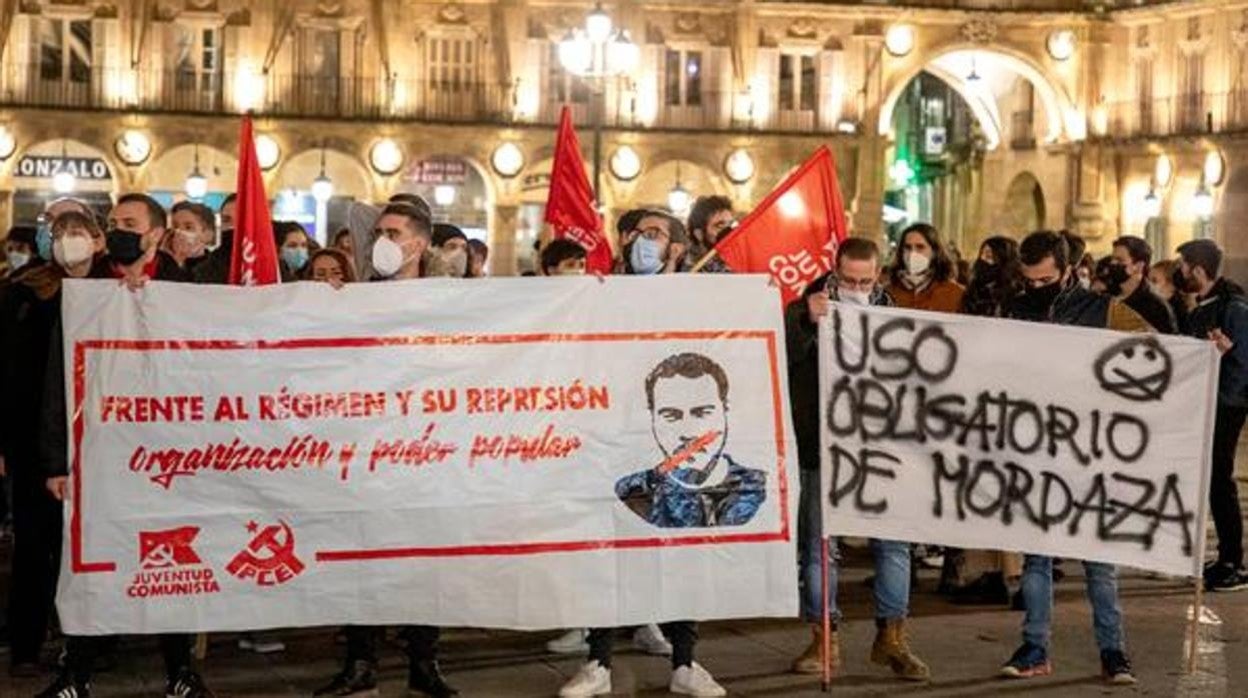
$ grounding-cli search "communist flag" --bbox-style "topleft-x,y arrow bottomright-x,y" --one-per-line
714,146 -> 848,303
543,107 -> 611,273
228,115 -> 280,285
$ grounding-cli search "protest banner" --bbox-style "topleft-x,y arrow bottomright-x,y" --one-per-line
818,303 -> 1219,577
56,275 -> 798,634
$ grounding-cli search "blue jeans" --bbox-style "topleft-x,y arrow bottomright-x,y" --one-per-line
798,469 -> 911,623
1020,555 -> 1124,653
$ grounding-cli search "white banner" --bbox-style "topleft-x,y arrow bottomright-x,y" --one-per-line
57,276 -> 798,634
819,303 -> 1219,577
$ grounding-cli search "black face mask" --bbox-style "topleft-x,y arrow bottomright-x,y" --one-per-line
971,260 -> 997,285
106,229 -> 146,265
1103,263 -> 1130,295
1016,280 -> 1063,317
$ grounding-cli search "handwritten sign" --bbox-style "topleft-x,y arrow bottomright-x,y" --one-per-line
818,304 -> 1218,577
56,275 -> 798,633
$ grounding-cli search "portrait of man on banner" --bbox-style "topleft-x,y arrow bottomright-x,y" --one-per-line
616,352 -> 767,527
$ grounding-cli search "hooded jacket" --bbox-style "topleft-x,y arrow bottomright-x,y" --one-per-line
1185,278 -> 1248,408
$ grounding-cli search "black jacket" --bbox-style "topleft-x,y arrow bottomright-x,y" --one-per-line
192,231 -> 233,285
1186,278 -> 1248,408
1122,282 -> 1177,334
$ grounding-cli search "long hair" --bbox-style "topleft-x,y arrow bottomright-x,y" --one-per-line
888,223 -> 955,285
963,235 -> 1024,315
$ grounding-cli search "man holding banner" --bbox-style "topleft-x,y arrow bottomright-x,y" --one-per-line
785,238 -> 930,682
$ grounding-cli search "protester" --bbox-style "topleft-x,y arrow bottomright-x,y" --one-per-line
1090,255 -> 1114,295
0,210 -> 107,679
37,196 -> 213,697
959,236 -> 1023,318
1149,259 -> 1189,333
192,194 -> 236,284
164,201 -> 216,271
686,196 -> 734,273
1109,236 -> 1177,333
1176,238 -> 1248,592
305,248 -> 355,288
559,210 -> 719,698
276,221 -> 312,280
783,237 -> 930,682
468,238 -> 489,278
430,223 -> 471,278
884,223 -> 963,313
540,239 -> 588,276
1000,230 -> 1139,684
332,228 -> 354,258
35,198 -> 97,263
314,201 -> 457,698
620,210 -> 687,275
4,225 -> 36,278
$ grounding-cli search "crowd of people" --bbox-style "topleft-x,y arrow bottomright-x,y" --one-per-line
0,188 -> 1245,698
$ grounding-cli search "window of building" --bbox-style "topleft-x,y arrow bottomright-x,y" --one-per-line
778,54 -> 815,111
664,49 -> 702,107
309,30 -> 341,84
38,18 -> 92,83
173,25 -> 220,93
547,44 -> 588,104
428,36 -> 477,93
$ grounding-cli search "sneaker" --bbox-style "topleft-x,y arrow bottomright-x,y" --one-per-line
313,660 -> 379,697
165,669 -> 215,698
1100,650 -> 1137,685
1204,563 -> 1248,592
1000,643 -> 1052,679
408,659 -> 458,697
633,623 -> 672,656
238,633 -> 286,654
546,628 -> 591,655
35,673 -> 91,698
559,661 -> 612,698
670,662 -> 726,697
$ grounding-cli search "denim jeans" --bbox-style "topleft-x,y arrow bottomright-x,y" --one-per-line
798,469 -> 911,623
1020,555 -> 1124,653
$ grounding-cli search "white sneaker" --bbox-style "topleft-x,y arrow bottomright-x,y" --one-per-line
546,628 -> 591,655
632,624 -> 672,656
670,663 -> 726,697
558,661 -> 612,697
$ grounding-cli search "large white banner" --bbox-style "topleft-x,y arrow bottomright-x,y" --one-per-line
57,276 -> 798,634
819,303 -> 1219,577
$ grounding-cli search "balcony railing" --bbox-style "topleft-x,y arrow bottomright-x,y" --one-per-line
1096,92 -> 1248,139
0,62 -> 848,134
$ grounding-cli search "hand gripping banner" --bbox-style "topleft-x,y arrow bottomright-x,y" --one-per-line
56,276 -> 798,634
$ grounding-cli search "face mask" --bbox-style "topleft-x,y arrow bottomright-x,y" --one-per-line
371,236 -> 407,278
175,229 -> 206,259
1078,276 -> 1092,290
36,221 -> 53,261
1103,263 -> 1129,295
629,237 -> 665,275
106,228 -> 146,265
7,251 -> 30,271
440,247 -> 468,277
281,246 -> 309,272
971,260 -> 995,283
53,236 -> 94,268
1019,281 -> 1063,316
839,289 -> 872,306
905,251 -> 931,276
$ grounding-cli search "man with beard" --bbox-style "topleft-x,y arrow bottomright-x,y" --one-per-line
1000,230 -> 1143,685
1108,236 -> 1177,334
1176,238 -> 1248,592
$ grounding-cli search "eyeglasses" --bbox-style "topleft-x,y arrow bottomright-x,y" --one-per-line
636,226 -> 670,241
838,278 -> 875,291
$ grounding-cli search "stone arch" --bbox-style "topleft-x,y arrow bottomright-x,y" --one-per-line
143,144 -> 238,205
10,138 -> 119,225
1002,171 -> 1046,234
878,42 -> 1080,145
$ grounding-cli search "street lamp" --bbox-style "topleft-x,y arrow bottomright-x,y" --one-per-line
667,163 -> 691,215
53,140 -> 75,194
185,144 -> 208,200
557,4 -> 639,204
311,146 -> 334,203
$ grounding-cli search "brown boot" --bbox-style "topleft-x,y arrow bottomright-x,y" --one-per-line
870,618 -> 930,681
791,624 -> 840,675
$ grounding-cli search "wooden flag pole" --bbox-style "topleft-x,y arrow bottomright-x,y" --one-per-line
1187,574 -> 1203,674
689,248 -> 719,273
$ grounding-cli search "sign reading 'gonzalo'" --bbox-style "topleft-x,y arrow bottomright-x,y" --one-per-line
819,304 -> 1219,577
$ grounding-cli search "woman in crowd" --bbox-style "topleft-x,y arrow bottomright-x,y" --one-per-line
304,248 -> 356,288
162,201 -> 216,272
275,221 -> 313,281
960,236 -> 1023,318
885,223 -> 964,313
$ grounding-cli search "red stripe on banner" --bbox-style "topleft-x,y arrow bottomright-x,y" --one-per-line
69,330 -> 791,574
316,531 -> 787,562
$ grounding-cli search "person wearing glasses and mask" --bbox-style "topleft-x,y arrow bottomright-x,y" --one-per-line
782,237 -> 931,684
621,210 -> 688,275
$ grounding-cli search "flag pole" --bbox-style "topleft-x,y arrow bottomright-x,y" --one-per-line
821,537 -> 831,692
690,248 -> 719,273
1187,573 -> 1203,674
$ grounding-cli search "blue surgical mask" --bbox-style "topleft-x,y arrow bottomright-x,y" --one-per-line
36,220 -> 53,261
281,246 -> 309,272
628,237 -> 665,275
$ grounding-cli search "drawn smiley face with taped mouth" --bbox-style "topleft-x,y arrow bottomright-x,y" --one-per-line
1093,337 -> 1173,402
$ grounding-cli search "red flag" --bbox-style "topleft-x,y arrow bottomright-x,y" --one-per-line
714,146 -> 848,304
543,107 -> 611,273
228,115 -> 280,286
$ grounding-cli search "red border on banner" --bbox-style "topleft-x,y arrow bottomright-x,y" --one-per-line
70,331 -> 790,573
